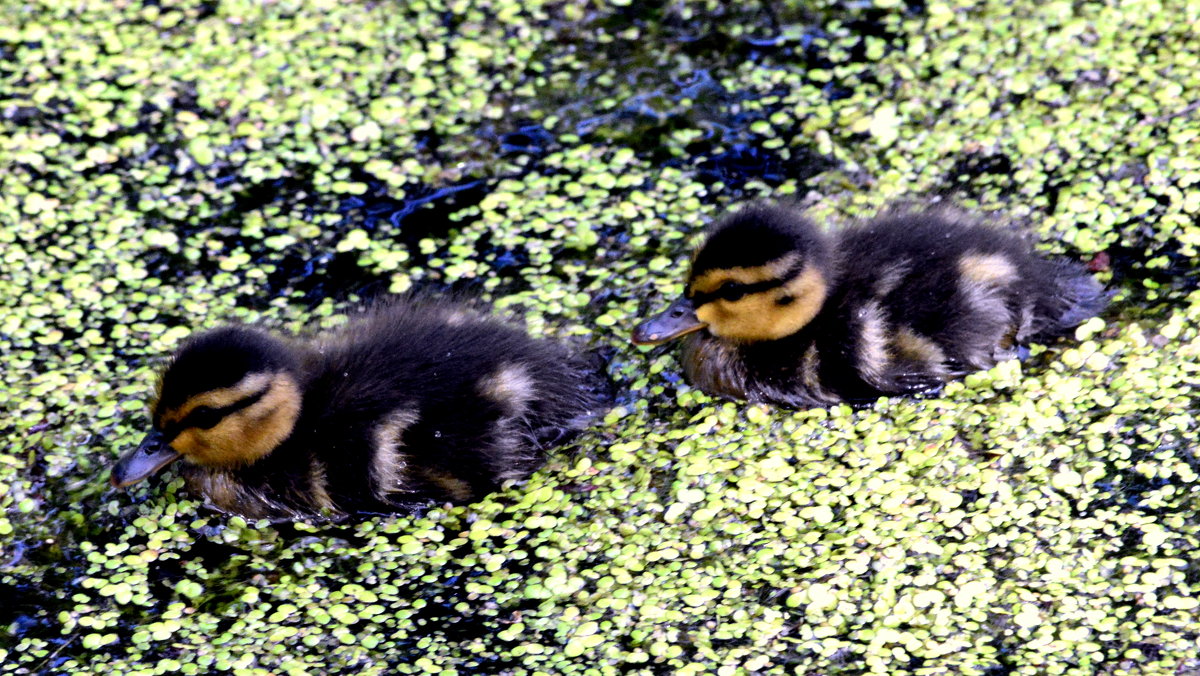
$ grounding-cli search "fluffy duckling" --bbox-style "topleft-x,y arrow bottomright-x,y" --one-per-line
632,203 -> 1108,407
112,297 -> 609,519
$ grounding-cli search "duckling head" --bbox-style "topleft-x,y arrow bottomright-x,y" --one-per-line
111,327 -> 304,488
633,204 -> 831,345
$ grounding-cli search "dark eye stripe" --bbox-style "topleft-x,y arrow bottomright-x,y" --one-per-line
162,388 -> 269,440
689,261 -> 807,306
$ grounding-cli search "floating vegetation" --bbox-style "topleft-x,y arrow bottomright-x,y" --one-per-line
1,0 -> 1197,674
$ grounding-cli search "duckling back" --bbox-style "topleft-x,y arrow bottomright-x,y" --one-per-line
298,299 -> 609,512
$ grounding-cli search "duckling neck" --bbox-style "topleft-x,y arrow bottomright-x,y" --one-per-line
683,328 -> 837,406
737,321 -> 823,359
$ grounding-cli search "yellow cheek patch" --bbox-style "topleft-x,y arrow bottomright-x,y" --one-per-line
170,428 -> 202,457
694,302 -> 719,325
171,373 -> 302,468
690,253 -> 801,295
958,253 -> 1018,285
698,266 -> 828,342
160,372 -> 276,427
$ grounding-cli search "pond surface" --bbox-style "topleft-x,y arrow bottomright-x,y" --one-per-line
1,0 -> 1198,674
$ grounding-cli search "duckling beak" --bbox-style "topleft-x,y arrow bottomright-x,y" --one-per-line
111,429 -> 181,488
632,296 -> 707,345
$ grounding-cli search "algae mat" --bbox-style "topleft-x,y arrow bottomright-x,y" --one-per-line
1,0 -> 1198,674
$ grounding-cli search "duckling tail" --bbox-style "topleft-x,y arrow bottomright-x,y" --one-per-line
1031,259 -> 1112,341
530,347 -> 613,449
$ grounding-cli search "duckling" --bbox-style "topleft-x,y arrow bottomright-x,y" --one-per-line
111,297 -> 610,519
632,203 -> 1108,407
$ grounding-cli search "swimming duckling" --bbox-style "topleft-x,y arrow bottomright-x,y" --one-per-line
632,203 -> 1108,407
111,297 -> 610,519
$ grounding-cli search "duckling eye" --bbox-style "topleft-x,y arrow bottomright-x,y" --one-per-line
186,406 -> 223,430
719,281 -> 749,301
